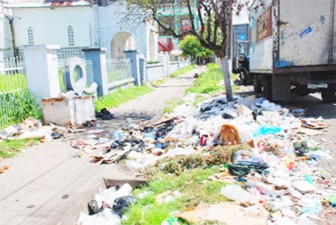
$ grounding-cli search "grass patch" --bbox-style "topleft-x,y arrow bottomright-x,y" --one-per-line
0,73 -> 27,93
95,86 -> 153,111
0,138 -> 40,158
186,63 -> 223,94
170,65 -> 196,78
123,167 -> 227,225
0,90 -> 41,129
151,78 -> 168,87
163,99 -> 185,114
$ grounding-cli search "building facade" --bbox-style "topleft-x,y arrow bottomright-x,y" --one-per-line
157,0 -> 199,55
0,0 -> 13,66
8,0 -> 158,61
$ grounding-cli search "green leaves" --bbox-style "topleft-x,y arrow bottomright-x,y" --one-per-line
179,35 -> 213,60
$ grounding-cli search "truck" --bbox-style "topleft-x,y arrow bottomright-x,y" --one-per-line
246,0 -> 336,102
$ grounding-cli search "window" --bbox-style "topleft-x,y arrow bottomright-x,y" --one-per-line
27,27 -> 34,45
179,16 -> 192,33
68,26 -> 75,46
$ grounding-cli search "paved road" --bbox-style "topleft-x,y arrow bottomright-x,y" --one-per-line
0,66 -> 206,225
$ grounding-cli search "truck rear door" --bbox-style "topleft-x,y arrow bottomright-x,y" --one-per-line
278,0 -> 335,67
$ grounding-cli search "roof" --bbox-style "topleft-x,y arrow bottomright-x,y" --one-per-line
9,0 -> 91,8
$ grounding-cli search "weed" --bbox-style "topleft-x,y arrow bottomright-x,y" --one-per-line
186,64 -> 223,94
0,90 -> 41,129
163,100 -> 185,114
151,78 -> 168,87
95,86 -> 153,111
170,65 -> 196,78
123,167 -> 227,225
0,138 -> 40,158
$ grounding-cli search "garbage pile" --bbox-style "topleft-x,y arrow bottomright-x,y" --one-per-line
76,183 -> 136,225
0,117 -> 69,141
74,93 -> 335,224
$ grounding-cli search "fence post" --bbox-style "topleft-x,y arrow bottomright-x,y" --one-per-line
24,45 -> 60,101
124,50 -> 141,86
83,48 -> 108,97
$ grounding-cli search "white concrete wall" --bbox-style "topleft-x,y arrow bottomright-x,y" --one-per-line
97,2 -> 150,59
169,61 -> 179,75
0,2 -> 13,65
12,6 -> 93,47
145,63 -> 164,82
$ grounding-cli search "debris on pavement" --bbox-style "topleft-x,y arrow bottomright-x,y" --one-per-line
75,93 -> 334,224
96,108 -> 115,120
76,183 -> 135,225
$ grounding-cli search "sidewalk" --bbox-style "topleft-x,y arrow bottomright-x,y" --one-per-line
0,66 -> 206,225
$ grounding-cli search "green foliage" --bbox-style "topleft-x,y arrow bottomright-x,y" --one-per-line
95,86 -> 153,111
147,61 -> 161,65
0,90 -> 41,129
0,73 -> 27,92
186,63 -> 223,94
0,138 -> 40,158
163,99 -> 185,114
179,35 -> 213,60
123,167 -> 226,225
170,65 -> 195,78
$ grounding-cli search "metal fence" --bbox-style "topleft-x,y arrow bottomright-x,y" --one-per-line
0,57 -> 30,128
106,58 -> 132,82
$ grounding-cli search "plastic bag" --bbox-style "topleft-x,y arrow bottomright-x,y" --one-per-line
112,196 -> 137,216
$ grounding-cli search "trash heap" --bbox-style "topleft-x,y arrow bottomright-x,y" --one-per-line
0,117 -> 71,141
75,93 -> 335,225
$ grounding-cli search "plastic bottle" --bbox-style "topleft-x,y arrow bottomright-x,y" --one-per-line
327,195 -> 336,207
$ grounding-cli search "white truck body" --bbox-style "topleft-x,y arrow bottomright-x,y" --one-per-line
248,0 -> 336,101
249,0 -> 336,73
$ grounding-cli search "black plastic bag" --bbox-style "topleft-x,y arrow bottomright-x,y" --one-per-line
112,196 -> 137,217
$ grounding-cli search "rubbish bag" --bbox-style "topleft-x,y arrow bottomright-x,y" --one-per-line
228,162 -> 268,177
112,196 -> 137,216
88,199 -> 103,215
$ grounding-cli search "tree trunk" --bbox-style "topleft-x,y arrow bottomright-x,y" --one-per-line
221,56 -> 233,101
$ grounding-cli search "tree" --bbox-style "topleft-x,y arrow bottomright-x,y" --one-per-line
128,0 -> 251,101
179,35 -> 213,63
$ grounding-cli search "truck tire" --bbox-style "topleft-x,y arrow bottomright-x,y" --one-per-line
321,84 -> 336,102
262,76 -> 273,100
253,78 -> 262,94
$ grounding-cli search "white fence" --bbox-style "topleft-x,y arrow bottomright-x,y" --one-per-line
144,60 -> 191,83
106,58 -> 134,90
145,63 -> 165,82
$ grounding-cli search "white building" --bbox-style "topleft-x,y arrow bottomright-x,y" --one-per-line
8,0 -> 158,61
0,0 -> 13,66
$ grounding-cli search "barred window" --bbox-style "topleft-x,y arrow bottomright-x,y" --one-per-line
27,27 -> 34,45
68,26 -> 75,46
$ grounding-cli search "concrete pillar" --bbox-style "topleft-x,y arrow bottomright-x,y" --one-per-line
83,48 -> 108,97
23,45 -> 60,101
124,50 -> 141,86
163,52 -> 170,77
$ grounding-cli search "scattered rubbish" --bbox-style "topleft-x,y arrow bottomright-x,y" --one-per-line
327,195 -> 336,207
177,202 -> 268,224
292,108 -> 305,117
112,196 -> 137,216
220,185 -> 258,203
96,108 -> 114,120
300,118 -> 329,129
220,124 -> 241,145
292,181 -> 317,193
161,217 -> 181,225
74,92 -> 334,224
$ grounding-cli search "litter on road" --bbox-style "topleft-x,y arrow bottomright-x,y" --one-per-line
74,93 -> 335,225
